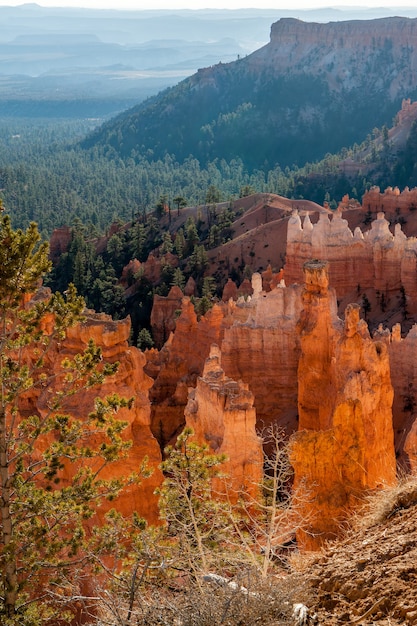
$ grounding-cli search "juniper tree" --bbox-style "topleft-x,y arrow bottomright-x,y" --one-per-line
0,210 -> 133,624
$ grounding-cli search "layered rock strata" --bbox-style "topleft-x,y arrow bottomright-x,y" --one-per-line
34,310 -> 162,524
221,277 -> 303,437
148,298 -> 228,447
148,274 -> 304,447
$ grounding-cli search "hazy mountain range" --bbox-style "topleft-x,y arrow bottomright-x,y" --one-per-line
2,5 -> 417,118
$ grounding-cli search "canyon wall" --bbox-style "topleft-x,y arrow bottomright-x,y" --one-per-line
221,279 -> 303,437
257,17 -> 417,97
147,298 -> 229,447
148,274 -> 304,448
363,184 -> 417,216
285,208 -> 417,312
139,207 -> 417,549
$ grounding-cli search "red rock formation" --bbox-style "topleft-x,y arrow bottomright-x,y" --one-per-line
184,275 -> 197,296
285,209 -> 372,295
261,265 -> 284,292
49,226 -> 72,264
185,344 -> 263,500
388,323 -> 417,472
141,253 -> 162,284
36,311 -> 162,525
290,261 -> 396,550
150,285 -> 183,349
120,258 -> 141,287
238,278 -> 253,298
285,208 -> 417,313
148,298 -> 228,447
148,273 -> 305,451
222,278 -> 238,301
221,276 -> 303,437
295,260 -> 340,431
363,185 -> 417,217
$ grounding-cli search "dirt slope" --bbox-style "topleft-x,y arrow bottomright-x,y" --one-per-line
303,479 -> 417,625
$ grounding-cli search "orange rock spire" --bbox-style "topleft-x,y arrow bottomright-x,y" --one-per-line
291,261 -> 396,549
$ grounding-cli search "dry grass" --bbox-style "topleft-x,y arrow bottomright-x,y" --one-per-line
352,473 -> 417,530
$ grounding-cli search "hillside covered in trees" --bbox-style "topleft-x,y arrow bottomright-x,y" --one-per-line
81,17 -> 417,171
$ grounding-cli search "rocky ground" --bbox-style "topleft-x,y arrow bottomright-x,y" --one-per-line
300,477 -> 417,625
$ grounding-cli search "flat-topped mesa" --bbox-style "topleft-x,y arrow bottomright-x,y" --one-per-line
185,344 -> 263,501
262,18 -> 417,97
270,17 -> 417,51
291,266 -> 396,550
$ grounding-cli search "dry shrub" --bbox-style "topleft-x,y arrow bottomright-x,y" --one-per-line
96,570 -> 311,626
352,473 -> 417,530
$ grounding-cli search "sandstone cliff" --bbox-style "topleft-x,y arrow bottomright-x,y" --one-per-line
285,207 -> 417,315
147,298 -> 228,447
147,272 -> 304,448
221,276 -> 303,437
256,17 -> 417,97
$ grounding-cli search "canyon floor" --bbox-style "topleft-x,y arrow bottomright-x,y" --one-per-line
301,477 -> 417,625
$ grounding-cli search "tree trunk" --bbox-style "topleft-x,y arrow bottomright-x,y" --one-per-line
0,404 -> 17,618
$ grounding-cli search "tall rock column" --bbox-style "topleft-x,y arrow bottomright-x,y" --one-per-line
296,260 -> 340,430
291,262 -> 396,550
185,344 -> 263,502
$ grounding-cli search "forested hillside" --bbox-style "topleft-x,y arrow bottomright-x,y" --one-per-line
81,17 -> 417,171
3,101 -> 417,239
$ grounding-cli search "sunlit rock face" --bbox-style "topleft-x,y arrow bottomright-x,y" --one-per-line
221,276 -> 303,437
27,310 -> 162,525
185,344 -> 263,501
290,261 -> 396,550
285,208 -> 417,313
147,298 -> 228,448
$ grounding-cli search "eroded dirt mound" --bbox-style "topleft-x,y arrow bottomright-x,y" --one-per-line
304,479 -> 417,625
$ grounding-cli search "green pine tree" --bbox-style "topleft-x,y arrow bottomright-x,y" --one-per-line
0,211 -> 133,624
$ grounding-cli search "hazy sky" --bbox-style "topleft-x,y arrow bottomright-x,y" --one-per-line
1,1 -> 415,9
